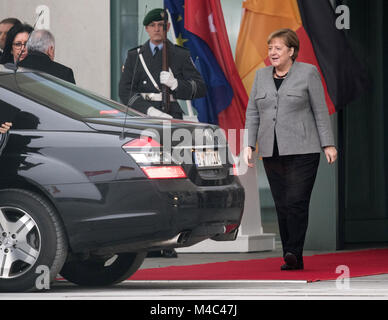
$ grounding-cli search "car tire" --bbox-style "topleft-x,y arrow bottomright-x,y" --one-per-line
60,251 -> 146,286
0,189 -> 68,292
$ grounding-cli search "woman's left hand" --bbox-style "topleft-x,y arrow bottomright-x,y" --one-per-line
324,146 -> 337,164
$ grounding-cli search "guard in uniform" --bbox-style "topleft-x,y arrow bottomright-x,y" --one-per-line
119,8 -> 206,119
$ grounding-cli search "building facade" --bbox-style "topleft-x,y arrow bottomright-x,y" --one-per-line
1,0 -> 386,250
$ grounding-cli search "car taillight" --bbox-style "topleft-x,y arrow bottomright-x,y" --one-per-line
141,166 -> 187,179
123,136 -> 161,148
122,137 -> 163,164
122,137 -> 186,179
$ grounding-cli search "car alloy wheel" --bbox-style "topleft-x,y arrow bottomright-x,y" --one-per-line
0,206 -> 41,279
0,189 -> 67,292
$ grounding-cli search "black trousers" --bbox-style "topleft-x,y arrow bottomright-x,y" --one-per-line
263,137 -> 320,261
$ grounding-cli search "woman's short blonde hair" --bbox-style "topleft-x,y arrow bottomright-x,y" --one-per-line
267,28 -> 299,61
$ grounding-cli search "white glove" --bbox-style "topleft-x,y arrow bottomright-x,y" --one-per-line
147,106 -> 173,119
160,71 -> 178,91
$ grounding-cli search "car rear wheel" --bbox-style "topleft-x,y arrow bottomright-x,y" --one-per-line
0,189 -> 68,292
60,251 -> 146,286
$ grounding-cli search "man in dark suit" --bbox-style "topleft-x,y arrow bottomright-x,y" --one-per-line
19,29 -> 76,84
119,8 -> 206,119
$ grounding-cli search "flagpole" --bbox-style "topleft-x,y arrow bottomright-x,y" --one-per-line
166,8 -> 196,119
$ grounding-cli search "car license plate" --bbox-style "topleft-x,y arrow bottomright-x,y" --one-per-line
194,150 -> 222,168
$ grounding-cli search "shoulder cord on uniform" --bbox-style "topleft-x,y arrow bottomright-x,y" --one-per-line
137,48 -> 161,92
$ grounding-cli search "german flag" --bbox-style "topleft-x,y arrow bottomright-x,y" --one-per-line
235,0 -> 369,114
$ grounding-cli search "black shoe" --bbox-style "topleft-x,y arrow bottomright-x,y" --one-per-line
281,252 -> 304,270
146,250 -> 163,258
161,249 -> 178,258
280,262 -> 304,270
147,249 -> 178,258
284,252 -> 297,267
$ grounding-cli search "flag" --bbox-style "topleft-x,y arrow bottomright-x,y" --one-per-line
235,0 -> 369,114
164,0 -> 248,154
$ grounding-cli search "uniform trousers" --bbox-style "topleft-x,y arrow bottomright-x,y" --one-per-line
263,136 -> 320,262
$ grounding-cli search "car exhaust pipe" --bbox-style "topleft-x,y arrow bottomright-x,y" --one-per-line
147,224 -> 227,251
151,231 -> 192,248
177,231 -> 191,244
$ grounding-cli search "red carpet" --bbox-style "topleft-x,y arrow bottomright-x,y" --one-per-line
131,249 -> 388,282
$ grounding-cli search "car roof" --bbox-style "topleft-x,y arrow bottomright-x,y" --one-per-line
0,64 -> 36,75
0,64 -> 15,74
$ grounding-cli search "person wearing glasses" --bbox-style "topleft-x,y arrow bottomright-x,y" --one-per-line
0,23 -> 33,65
0,18 -> 21,58
119,8 -> 206,120
19,29 -> 76,84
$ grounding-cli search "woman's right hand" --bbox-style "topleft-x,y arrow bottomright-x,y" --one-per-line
243,146 -> 255,168
0,122 -> 12,134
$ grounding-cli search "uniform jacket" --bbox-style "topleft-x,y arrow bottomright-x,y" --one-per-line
119,40 -> 206,118
245,62 -> 335,157
19,51 -> 76,84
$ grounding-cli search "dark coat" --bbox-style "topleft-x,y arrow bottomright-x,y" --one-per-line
19,51 -> 76,84
119,40 -> 206,118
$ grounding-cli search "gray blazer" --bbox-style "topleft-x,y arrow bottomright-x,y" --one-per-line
245,62 -> 335,157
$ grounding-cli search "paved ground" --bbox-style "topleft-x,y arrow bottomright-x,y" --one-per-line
2,275 -> 388,300
2,243 -> 388,301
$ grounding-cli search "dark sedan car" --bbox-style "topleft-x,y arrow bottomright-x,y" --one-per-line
0,65 -> 244,292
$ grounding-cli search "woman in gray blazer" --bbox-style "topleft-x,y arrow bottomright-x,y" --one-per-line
244,28 -> 337,270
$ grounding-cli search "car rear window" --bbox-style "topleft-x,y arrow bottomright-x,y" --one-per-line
12,72 -> 143,119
